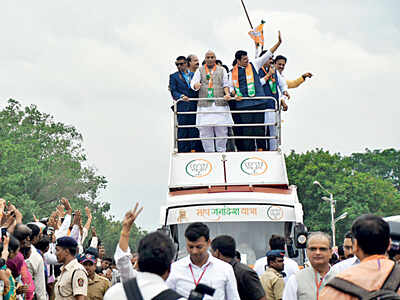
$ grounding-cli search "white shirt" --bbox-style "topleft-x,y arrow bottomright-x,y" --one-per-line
190,66 -> 230,91
330,256 -> 360,275
166,254 -> 240,300
114,244 -> 138,283
254,256 -> 299,284
55,214 -> 71,239
104,272 -> 186,300
26,245 -> 47,300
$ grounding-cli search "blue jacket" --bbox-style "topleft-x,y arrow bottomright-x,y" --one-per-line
258,67 -> 279,109
235,63 -> 267,109
169,71 -> 198,113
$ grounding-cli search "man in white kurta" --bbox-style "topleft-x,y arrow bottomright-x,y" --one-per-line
190,50 -> 233,152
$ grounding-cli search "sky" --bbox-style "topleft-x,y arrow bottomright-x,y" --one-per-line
0,1 -> 399,230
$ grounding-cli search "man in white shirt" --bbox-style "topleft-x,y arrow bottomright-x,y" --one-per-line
105,203 -> 186,300
254,234 -> 299,283
330,232 -> 360,275
167,222 -> 240,300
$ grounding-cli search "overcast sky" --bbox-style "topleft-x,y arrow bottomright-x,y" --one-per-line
0,1 -> 399,230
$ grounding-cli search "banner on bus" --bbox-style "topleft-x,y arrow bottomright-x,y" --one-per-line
166,204 -> 296,225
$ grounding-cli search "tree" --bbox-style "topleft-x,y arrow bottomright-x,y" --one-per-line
0,99 -> 144,254
285,149 -> 400,243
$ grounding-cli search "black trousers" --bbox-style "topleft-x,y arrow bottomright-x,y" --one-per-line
236,103 -> 266,151
177,114 -> 203,153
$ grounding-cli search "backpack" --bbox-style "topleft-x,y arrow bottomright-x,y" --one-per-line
122,277 -> 182,300
327,262 -> 400,300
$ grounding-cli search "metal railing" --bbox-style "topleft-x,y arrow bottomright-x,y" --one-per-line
173,96 -> 281,152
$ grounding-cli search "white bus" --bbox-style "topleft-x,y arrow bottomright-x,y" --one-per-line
160,97 -> 305,265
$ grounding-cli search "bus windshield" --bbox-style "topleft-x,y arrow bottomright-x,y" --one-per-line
174,221 -> 286,265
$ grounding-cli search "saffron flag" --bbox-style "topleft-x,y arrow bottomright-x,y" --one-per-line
248,23 -> 264,45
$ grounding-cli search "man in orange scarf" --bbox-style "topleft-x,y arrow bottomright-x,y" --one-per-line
230,31 -> 282,151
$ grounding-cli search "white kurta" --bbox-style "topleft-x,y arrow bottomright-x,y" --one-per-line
191,67 -> 233,128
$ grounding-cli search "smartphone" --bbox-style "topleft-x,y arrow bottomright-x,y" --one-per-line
1,228 -> 7,240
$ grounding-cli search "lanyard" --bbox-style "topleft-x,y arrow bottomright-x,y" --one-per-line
314,270 -> 325,300
189,262 -> 210,286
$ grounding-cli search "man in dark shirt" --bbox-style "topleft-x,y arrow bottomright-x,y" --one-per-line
211,235 -> 266,300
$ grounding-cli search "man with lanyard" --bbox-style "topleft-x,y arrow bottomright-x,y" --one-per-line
169,56 -> 201,153
167,222 -> 240,300
320,215 -> 398,300
283,232 -> 335,300
230,31 -> 282,151
257,51 -> 289,151
190,50 -> 233,152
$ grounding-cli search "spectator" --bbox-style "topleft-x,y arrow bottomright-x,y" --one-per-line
260,250 -> 285,300
105,203 -> 185,300
167,222 -> 240,300
191,50 -> 233,152
230,31 -> 282,151
169,56 -> 201,153
320,215 -> 396,299
330,232 -> 359,275
254,235 -> 299,284
211,235 -> 266,300
283,232 -> 335,300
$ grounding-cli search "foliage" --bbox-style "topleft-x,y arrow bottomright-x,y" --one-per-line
0,99 -> 144,254
285,148 -> 400,244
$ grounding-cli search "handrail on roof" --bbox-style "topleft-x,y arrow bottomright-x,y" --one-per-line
173,96 -> 281,153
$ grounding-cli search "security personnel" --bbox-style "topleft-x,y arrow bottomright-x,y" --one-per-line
55,236 -> 88,300
260,250 -> 285,300
79,253 -> 110,300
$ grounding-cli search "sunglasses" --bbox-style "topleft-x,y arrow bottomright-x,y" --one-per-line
175,62 -> 186,66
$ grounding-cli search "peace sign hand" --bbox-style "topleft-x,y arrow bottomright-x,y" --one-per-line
122,203 -> 143,232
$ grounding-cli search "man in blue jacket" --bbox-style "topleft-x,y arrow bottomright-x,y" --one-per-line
169,56 -> 200,152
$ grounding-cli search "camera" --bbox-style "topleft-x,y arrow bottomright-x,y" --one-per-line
188,283 -> 215,300
47,226 -> 55,236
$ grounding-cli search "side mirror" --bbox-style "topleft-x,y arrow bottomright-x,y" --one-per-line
294,223 -> 308,249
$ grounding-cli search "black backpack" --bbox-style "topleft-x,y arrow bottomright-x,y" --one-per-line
327,262 -> 400,300
122,277 -> 182,300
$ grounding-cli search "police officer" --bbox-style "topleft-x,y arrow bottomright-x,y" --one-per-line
79,253 -> 110,300
55,236 -> 88,300
260,250 -> 285,300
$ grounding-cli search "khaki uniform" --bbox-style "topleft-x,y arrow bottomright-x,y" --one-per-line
55,258 -> 88,300
260,267 -> 284,300
87,273 -> 111,300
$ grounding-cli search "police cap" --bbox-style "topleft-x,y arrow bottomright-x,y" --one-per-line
56,236 -> 78,249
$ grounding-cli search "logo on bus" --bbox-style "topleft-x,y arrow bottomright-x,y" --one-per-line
185,159 -> 212,178
267,206 -> 283,220
240,157 -> 268,176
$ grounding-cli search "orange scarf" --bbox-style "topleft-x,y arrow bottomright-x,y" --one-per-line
204,64 -> 216,98
231,64 -> 255,97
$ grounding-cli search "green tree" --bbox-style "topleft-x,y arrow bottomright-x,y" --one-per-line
0,99 -> 144,254
286,149 -> 400,244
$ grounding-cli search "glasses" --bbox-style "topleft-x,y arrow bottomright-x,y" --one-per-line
307,247 -> 329,252
175,62 -> 186,66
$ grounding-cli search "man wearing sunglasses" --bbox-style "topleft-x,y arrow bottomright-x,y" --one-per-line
169,56 -> 201,153
283,232 -> 335,300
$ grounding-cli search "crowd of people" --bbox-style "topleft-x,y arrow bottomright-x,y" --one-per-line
105,204 -> 400,300
0,197 -> 118,300
169,31 -> 313,153
1,197 -> 399,299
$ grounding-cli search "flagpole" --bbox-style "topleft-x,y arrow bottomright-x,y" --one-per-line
240,0 -> 253,29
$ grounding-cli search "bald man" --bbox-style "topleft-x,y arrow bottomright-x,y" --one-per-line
283,232 -> 336,300
190,50 -> 233,152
